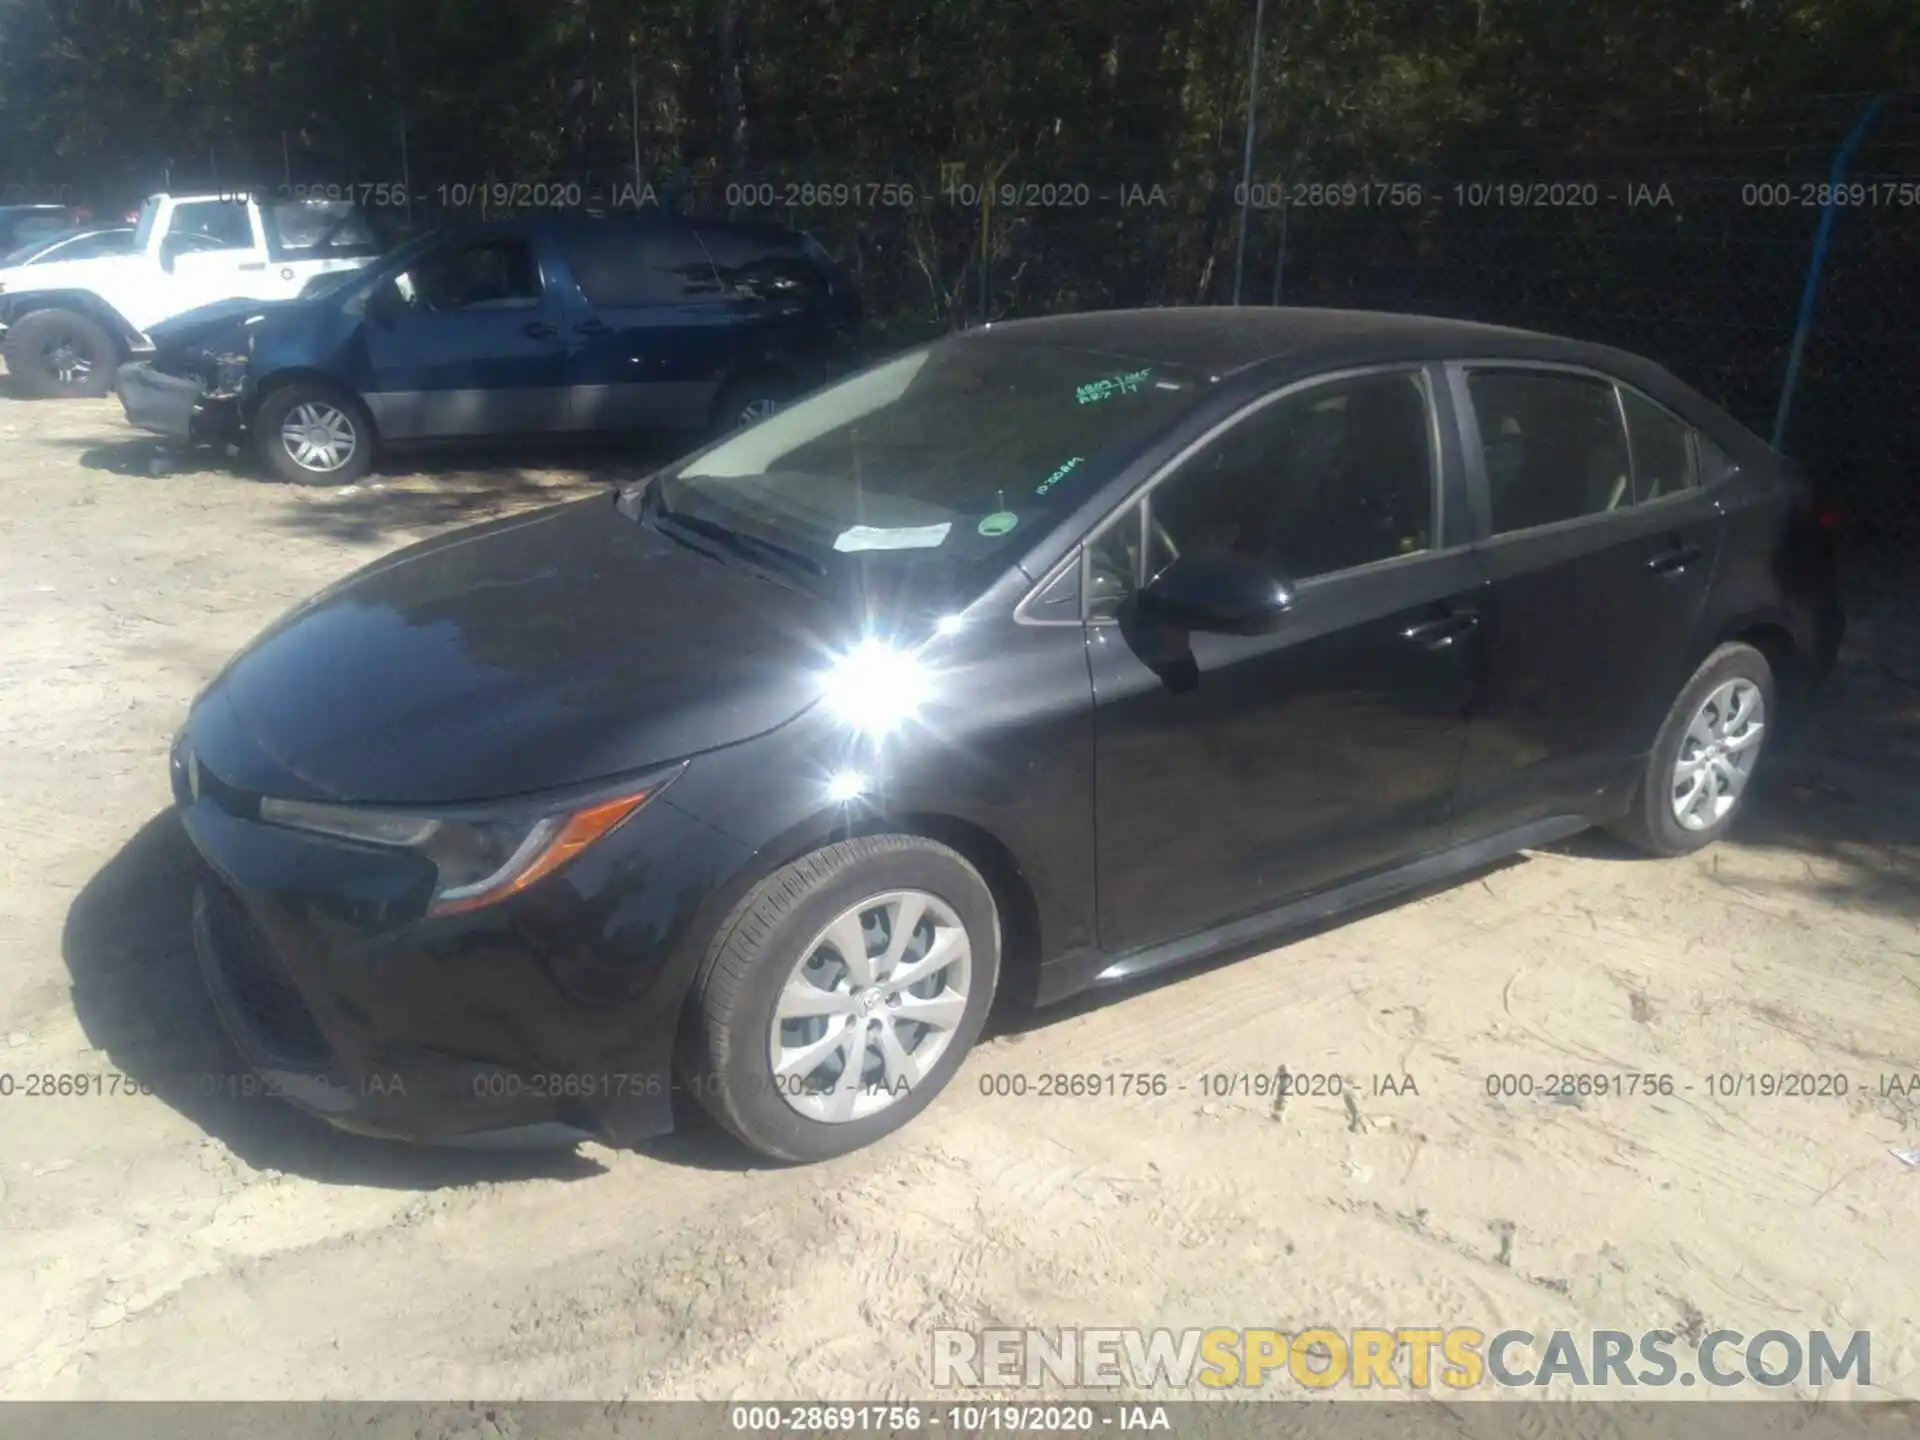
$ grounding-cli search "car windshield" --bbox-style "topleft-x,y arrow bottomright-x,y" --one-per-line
658,338 -> 1211,579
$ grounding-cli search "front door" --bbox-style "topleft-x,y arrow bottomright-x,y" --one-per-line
1447,364 -> 1725,834
361,233 -> 571,441
1089,367 -> 1486,956
158,199 -> 271,317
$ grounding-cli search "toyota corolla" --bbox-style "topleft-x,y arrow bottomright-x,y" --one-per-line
170,307 -> 1842,1161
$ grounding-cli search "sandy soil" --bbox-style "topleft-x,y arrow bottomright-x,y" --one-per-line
0,384 -> 1915,1407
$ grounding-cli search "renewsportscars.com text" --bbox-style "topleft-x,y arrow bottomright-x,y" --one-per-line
932,1326 -> 1872,1391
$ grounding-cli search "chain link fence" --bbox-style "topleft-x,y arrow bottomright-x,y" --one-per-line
26,94 -> 1918,596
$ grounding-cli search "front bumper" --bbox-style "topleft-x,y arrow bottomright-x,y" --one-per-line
116,360 -> 239,443
172,740 -> 754,1149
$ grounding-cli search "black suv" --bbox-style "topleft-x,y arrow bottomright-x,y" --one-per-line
118,213 -> 863,485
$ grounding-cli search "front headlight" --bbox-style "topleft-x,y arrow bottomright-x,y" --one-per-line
257,770 -> 679,916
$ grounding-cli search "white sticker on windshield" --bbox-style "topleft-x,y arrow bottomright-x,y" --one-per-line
832,523 -> 953,553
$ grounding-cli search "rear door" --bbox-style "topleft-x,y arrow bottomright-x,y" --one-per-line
549,222 -> 733,433
360,230 -> 571,440
696,226 -> 854,411
1448,363 -> 1724,836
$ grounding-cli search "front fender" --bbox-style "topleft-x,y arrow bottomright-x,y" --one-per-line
0,288 -> 147,351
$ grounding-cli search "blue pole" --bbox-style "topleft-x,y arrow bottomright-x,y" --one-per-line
1772,93 -> 1890,450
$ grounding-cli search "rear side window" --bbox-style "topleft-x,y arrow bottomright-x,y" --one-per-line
1620,389 -> 1695,502
1467,370 -> 1632,534
697,228 -> 832,303
265,201 -> 377,254
556,227 -> 720,307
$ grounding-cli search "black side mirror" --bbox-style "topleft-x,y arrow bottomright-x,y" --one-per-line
157,235 -> 185,271
1133,550 -> 1295,636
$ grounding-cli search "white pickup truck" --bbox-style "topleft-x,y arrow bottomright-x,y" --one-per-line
0,192 -> 383,398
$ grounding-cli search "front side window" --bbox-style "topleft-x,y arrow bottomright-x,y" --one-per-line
167,201 -> 255,250
659,339 -> 1210,582
1468,370 -> 1632,534
393,239 -> 541,312
1620,388 -> 1695,502
1143,370 -> 1436,587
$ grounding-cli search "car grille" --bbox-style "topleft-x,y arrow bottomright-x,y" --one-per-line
199,880 -> 331,1067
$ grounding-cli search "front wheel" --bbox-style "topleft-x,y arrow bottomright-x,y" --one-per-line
253,382 -> 375,486
1610,642 -> 1775,856
688,835 -> 1000,1162
3,308 -> 119,398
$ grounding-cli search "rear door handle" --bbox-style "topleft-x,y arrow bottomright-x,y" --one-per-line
1402,612 -> 1481,648
573,318 -> 610,335
1645,542 -> 1704,575
237,262 -> 267,271
523,320 -> 559,339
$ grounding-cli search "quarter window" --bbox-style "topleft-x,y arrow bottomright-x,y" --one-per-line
558,227 -> 721,307
1143,370 -> 1436,586
1467,370 -> 1633,533
1620,389 -> 1695,502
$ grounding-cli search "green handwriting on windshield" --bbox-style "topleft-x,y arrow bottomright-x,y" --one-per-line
1075,368 -> 1154,405
1036,455 -> 1084,496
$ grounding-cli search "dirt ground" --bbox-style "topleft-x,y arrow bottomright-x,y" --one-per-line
0,381 -> 1916,1408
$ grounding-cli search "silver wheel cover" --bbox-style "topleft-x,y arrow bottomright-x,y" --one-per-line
767,890 -> 972,1123
1671,677 -> 1765,831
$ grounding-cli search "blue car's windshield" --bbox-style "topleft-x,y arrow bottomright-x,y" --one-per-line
660,338 -> 1213,574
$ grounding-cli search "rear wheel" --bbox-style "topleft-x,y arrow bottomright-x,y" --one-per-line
1610,642 -> 1775,856
710,373 -> 791,436
687,835 -> 999,1162
4,308 -> 119,398
253,381 -> 375,486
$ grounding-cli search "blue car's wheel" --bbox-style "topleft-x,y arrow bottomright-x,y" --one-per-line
254,381 -> 375,486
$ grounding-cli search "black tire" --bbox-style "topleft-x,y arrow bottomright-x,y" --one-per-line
4,308 -> 119,399
709,372 -> 792,437
687,835 -> 1000,1162
252,381 -> 376,486
1609,641 -> 1777,857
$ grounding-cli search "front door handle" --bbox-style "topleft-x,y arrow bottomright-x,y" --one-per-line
522,320 -> 559,339
1646,542 -> 1704,576
573,317 -> 610,335
1402,612 -> 1481,649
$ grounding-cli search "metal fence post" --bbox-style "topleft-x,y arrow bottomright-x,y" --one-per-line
1772,93 -> 1890,450
1231,0 -> 1269,305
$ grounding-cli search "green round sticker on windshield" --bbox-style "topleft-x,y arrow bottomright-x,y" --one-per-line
978,511 -> 1020,538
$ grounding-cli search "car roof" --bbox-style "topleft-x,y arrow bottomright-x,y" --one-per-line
974,306 -> 1624,373
423,212 -> 805,246
967,305 -> 1733,440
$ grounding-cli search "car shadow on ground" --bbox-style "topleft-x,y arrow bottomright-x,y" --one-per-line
66,431 -> 692,543
1544,576 -> 1920,924
63,808 -> 765,1187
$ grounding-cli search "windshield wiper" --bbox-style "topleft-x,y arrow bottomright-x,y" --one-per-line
652,506 -> 827,579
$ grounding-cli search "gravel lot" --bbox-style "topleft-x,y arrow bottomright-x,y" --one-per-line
1,381 -> 1916,1408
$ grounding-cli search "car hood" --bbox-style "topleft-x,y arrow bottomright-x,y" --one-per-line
188,495 -> 885,806
147,296 -> 309,356
0,251 -> 148,295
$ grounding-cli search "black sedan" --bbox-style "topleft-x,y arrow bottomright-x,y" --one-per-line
170,307 -> 1843,1161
